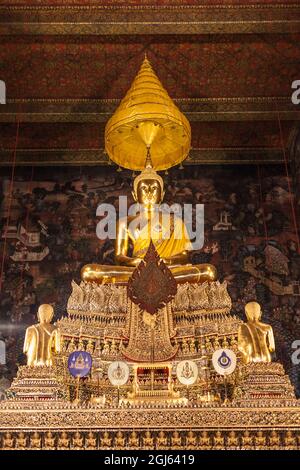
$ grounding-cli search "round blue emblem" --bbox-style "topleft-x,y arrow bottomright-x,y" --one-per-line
217,351 -> 231,369
68,350 -> 92,378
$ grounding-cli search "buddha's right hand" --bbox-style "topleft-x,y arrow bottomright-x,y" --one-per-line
128,257 -> 143,267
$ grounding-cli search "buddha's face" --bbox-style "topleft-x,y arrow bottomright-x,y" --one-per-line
136,179 -> 163,206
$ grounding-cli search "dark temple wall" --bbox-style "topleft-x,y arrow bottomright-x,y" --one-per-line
0,164 -> 299,388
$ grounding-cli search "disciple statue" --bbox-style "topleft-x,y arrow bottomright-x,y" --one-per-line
81,165 -> 217,285
23,304 -> 60,367
238,301 -> 275,364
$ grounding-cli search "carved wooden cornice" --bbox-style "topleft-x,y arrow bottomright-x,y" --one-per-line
1,97 -> 298,123
0,148 -> 284,166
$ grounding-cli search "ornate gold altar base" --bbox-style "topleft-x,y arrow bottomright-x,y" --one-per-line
2,280 -> 298,450
1,401 -> 300,449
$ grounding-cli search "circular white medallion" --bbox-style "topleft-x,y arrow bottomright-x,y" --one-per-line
212,349 -> 237,376
108,361 -> 130,386
176,360 -> 198,386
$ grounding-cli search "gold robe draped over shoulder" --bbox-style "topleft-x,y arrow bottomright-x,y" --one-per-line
131,214 -> 192,260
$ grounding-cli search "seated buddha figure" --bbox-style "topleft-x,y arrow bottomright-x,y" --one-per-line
81,165 -> 217,285
238,301 -> 275,364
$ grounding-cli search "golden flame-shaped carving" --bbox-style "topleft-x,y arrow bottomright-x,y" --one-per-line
105,56 -> 191,171
127,240 -> 177,314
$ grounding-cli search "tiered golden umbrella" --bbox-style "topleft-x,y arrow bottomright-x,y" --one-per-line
105,56 -> 191,171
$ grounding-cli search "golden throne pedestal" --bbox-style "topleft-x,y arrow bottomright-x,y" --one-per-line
1,276 -> 300,450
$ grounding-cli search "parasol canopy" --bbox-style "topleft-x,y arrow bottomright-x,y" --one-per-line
105,57 -> 191,171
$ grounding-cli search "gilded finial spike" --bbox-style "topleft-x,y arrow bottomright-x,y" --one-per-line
145,147 -> 153,169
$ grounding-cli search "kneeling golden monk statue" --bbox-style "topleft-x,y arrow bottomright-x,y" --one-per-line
81,165 -> 217,285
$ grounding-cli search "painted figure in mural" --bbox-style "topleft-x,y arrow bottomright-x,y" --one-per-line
238,301 -> 275,364
23,304 -> 60,367
81,165 -> 217,285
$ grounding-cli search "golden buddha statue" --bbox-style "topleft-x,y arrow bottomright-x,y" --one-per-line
3,432 -> 14,450
156,430 -> 168,449
171,430 -> 182,448
241,430 -> 253,448
213,430 -> 224,449
86,431 -> 97,449
86,339 -> 94,354
142,430 -> 154,449
81,165 -> 217,285
284,430 -> 296,449
115,430 -> 126,448
238,301 -> 275,364
128,431 -> 139,448
16,431 -> 27,449
199,431 -> 211,449
23,304 -> 60,367
72,431 -> 84,450
254,430 -> 266,448
30,431 -> 41,450
57,431 -> 69,450
186,430 -> 197,449
227,430 -> 239,448
44,431 -> 55,450
100,431 -> 112,449
269,430 -> 280,448
81,57 -> 216,286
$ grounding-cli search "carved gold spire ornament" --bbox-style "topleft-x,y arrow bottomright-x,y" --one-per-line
105,56 -> 191,171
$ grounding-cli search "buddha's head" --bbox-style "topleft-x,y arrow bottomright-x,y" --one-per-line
133,167 -> 164,207
245,301 -> 261,322
37,304 -> 54,324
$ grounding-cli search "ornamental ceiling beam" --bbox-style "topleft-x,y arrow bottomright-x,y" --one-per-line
0,21 -> 299,36
0,148 -> 285,166
0,98 -> 298,123
0,5 -> 300,35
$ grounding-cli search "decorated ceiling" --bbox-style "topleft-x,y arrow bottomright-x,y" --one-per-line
0,0 -> 299,165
